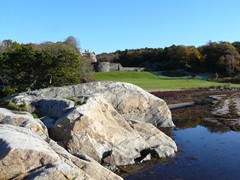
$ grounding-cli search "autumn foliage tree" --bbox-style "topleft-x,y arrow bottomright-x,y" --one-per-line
199,41 -> 240,76
97,41 -> 240,75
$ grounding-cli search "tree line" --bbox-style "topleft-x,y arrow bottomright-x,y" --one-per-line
97,41 -> 240,77
0,36 -> 93,97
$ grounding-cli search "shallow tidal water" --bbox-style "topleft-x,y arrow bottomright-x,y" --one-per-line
124,121 -> 240,180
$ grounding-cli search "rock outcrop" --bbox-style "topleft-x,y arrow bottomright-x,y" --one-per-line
206,93 -> 240,130
130,121 -> 177,157
0,82 -> 177,179
0,108 -> 48,138
34,98 -> 75,119
6,82 -> 173,127
50,96 -> 177,166
0,125 -> 123,180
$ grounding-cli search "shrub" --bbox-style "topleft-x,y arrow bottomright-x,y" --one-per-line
31,112 -> 40,118
67,97 -> 87,105
4,100 -> 27,111
0,86 -> 16,98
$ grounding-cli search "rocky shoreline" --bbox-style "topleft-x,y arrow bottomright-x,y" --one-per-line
0,82 -> 177,179
2,83 -> 238,179
152,89 -> 240,131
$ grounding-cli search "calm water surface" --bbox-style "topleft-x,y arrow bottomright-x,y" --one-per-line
125,122 -> 240,180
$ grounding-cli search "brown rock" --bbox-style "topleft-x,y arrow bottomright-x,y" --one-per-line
51,96 -> 177,166
0,125 -> 123,180
5,82 -> 174,127
0,108 -> 48,138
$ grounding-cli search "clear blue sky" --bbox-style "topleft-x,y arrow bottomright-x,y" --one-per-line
1,0 -> 240,54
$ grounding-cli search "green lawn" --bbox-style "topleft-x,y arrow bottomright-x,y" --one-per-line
93,71 -> 240,90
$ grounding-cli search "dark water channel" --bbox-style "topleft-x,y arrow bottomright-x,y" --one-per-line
123,118 -> 240,180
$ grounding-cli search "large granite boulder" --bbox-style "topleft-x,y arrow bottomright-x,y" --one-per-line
33,98 -> 75,119
130,121 -> 177,157
51,96 -> 177,166
5,82 -> 174,127
0,125 -> 123,180
0,108 -> 48,138
1,82 -> 176,173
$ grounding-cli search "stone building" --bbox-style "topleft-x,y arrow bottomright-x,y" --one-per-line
93,62 -> 145,72
82,49 -> 145,72
82,49 -> 97,62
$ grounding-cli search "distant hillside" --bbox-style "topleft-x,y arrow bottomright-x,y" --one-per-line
97,41 -> 240,77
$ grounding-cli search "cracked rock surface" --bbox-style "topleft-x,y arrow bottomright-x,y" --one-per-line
0,82 -> 177,179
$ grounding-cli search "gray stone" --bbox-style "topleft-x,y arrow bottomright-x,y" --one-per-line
130,121 -> 177,158
0,108 -> 48,138
213,99 -> 230,116
95,62 -> 110,72
51,96 -> 177,166
34,98 -> 75,119
40,116 -> 56,129
2,82 -> 176,168
208,93 -> 240,131
11,94 -> 31,106
5,82 -> 174,128
0,125 -> 123,180
48,139 -> 123,180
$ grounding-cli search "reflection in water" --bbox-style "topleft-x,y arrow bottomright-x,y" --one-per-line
200,119 -> 231,133
123,118 -> 240,180
172,104 -> 232,133
174,118 -> 231,133
174,118 -> 201,129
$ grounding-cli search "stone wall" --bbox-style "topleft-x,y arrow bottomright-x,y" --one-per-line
94,62 -> 110,72
110,63 -> 123,71
93,62 -> 145,72
123,67 -> 145,72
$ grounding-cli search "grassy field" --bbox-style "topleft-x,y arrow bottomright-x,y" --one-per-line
93,71 -> 240,90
